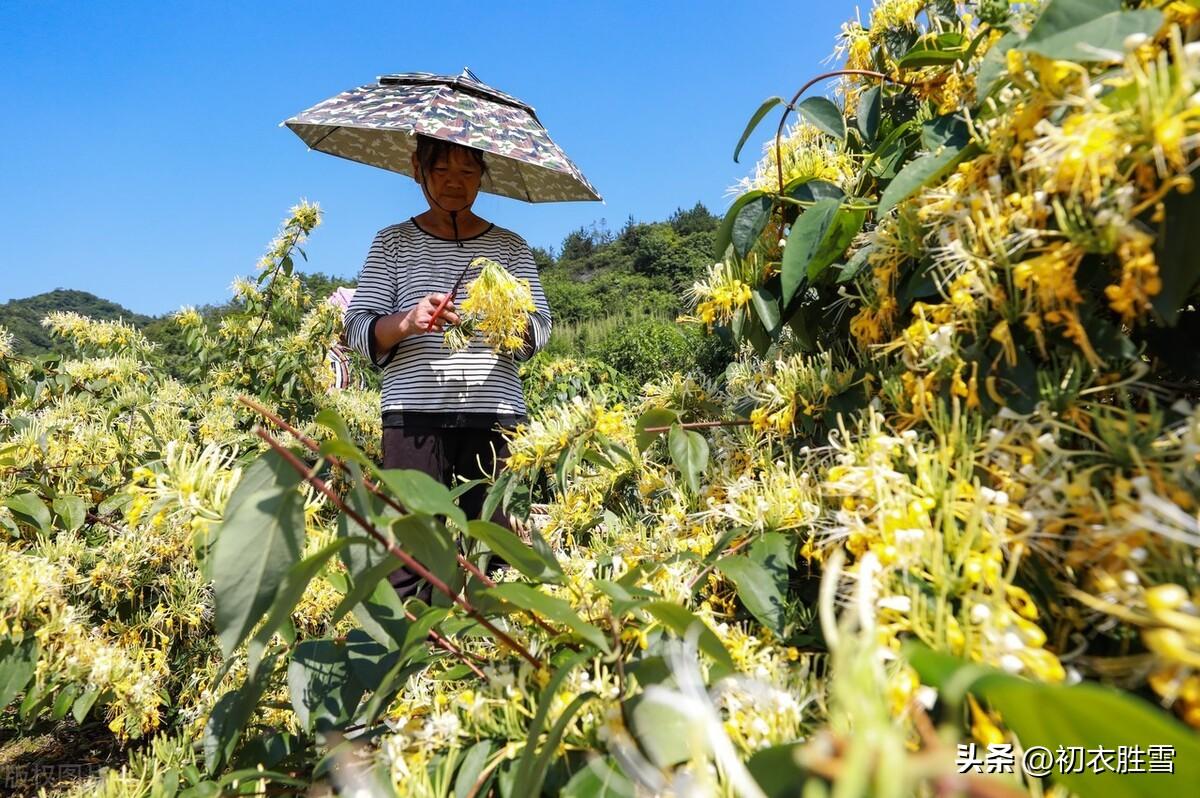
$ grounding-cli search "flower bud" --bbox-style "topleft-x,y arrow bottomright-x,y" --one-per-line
1146,583 -> 1189,613
1124,33 -> 1149,52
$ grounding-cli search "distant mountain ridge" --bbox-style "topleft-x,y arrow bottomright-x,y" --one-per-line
0,289 -> 154,354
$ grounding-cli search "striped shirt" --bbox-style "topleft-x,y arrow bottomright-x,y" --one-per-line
343,218 -> 551,429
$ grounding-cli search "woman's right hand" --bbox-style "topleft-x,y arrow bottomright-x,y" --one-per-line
404,293 -> 461,334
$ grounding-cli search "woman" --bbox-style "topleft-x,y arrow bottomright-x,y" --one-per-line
343,134 -> 552,598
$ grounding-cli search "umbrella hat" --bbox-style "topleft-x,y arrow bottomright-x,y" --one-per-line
282,67 -> 601,203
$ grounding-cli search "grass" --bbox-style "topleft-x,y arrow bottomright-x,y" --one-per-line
545,306 -> 677,356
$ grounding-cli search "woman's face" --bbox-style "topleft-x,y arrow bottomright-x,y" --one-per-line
414,146 -> 483,213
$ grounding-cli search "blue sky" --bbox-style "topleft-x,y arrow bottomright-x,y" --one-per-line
0,1 -> 853,316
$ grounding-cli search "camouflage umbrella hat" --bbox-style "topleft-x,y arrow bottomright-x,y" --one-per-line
282,68 -> 601,203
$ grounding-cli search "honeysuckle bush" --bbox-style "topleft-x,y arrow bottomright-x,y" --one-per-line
0,203 -> 381,775
6,2 -> 1200,797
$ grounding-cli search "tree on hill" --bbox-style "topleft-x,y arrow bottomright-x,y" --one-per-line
0,289 -> 152,354
1,273 -> 356,379
540,201 -> 720,325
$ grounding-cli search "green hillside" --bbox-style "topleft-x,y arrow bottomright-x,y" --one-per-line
0,289 -> 153,354
1,204 -> 731,382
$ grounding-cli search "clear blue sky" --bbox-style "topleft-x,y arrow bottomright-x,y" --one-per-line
0,0 -> 853,316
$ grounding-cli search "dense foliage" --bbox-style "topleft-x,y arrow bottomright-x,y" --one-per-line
4,2 -> 1200,797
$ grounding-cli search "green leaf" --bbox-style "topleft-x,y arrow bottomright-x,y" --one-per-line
921,114 -> 969,152
4,492 -> 52,533
337,488 -> 393,578
668,424 -> 708,495
751,283 -> 783,338
71,686 -> 100,724
785,177 -> 845,203
480,471 -> 512,533
204,651 -> 280,774
246,537 -> 356,677
522,692 -> 598,796
52,495 -> 87,532
715,190 -> 767,261
907,644 -> 1200,798
631,698 -> 696,767
686,526 -> 747,600
387,514 -> 461,606
512,651 -> 592,796
350,559 -> 412,648
465,519 -> 563,583
449,478 -> 487,500
1026,0 -> 1121,35
98,491 -> 132,517
554,437 -> 584,494
1022,1 -> 1161,63
19,682 -> 51,721
217,768 -> 308,790
343,629 -> 401,687
315,408 -> 366,453
329,553 -> 405,629
715,555 -> 785,635
52,684 -> 79,721
398,602 -> 451,662
485,583 -> 610,653
455,740 -> 495,798
593,579 -> 654,616
781,199 -> 866,304
212,450 -> 306,658
1152,184 -> 1200,325
838,245 -> 875,284
747,743 -> 807,798
750,531 -> 793,578
879,140 -> 979,213
796,96 -> 846,141
731,195 -> 773,258
896,32 -> 967,68
374,469 -> 468,534
561,757 -> 636,798
856,86 -> 881,144
288,639 -> 366,733
180,782 -> 221,798
318,439 -> 372,467
643,601 -> 735,677
358,659 -> 429,727
733,96 -> 783,163
0,637 -> 39,708
745,300 -> 772,356
635,408 -> 678,453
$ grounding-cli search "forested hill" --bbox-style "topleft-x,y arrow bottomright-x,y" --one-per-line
537,201 -> 719,325
2,202 -> 722,359
0,289 -> 153,354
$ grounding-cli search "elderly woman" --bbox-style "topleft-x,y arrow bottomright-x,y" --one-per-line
343,133 -> 552,598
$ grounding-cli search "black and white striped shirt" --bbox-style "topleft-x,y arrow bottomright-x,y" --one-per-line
343,218 -> 551,428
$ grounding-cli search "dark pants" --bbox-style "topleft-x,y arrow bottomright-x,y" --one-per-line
381,425 -> 513,599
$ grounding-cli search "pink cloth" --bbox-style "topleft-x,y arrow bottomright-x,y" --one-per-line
327,287 -> 356,311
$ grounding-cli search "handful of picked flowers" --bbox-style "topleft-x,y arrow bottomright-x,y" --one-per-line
443,257 -> 536,355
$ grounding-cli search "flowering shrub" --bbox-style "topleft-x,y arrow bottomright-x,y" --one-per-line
443,257 -> 536,355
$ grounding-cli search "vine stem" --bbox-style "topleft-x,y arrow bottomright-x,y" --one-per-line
417,623 -> 488,677
684,534 -> 757,593
772,68 -> 936,243
254,426 -> 544,670
251,226 -> 304,340
641,419 -> 753,434
238,396 -> 563,643
774,69 -> 889,197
